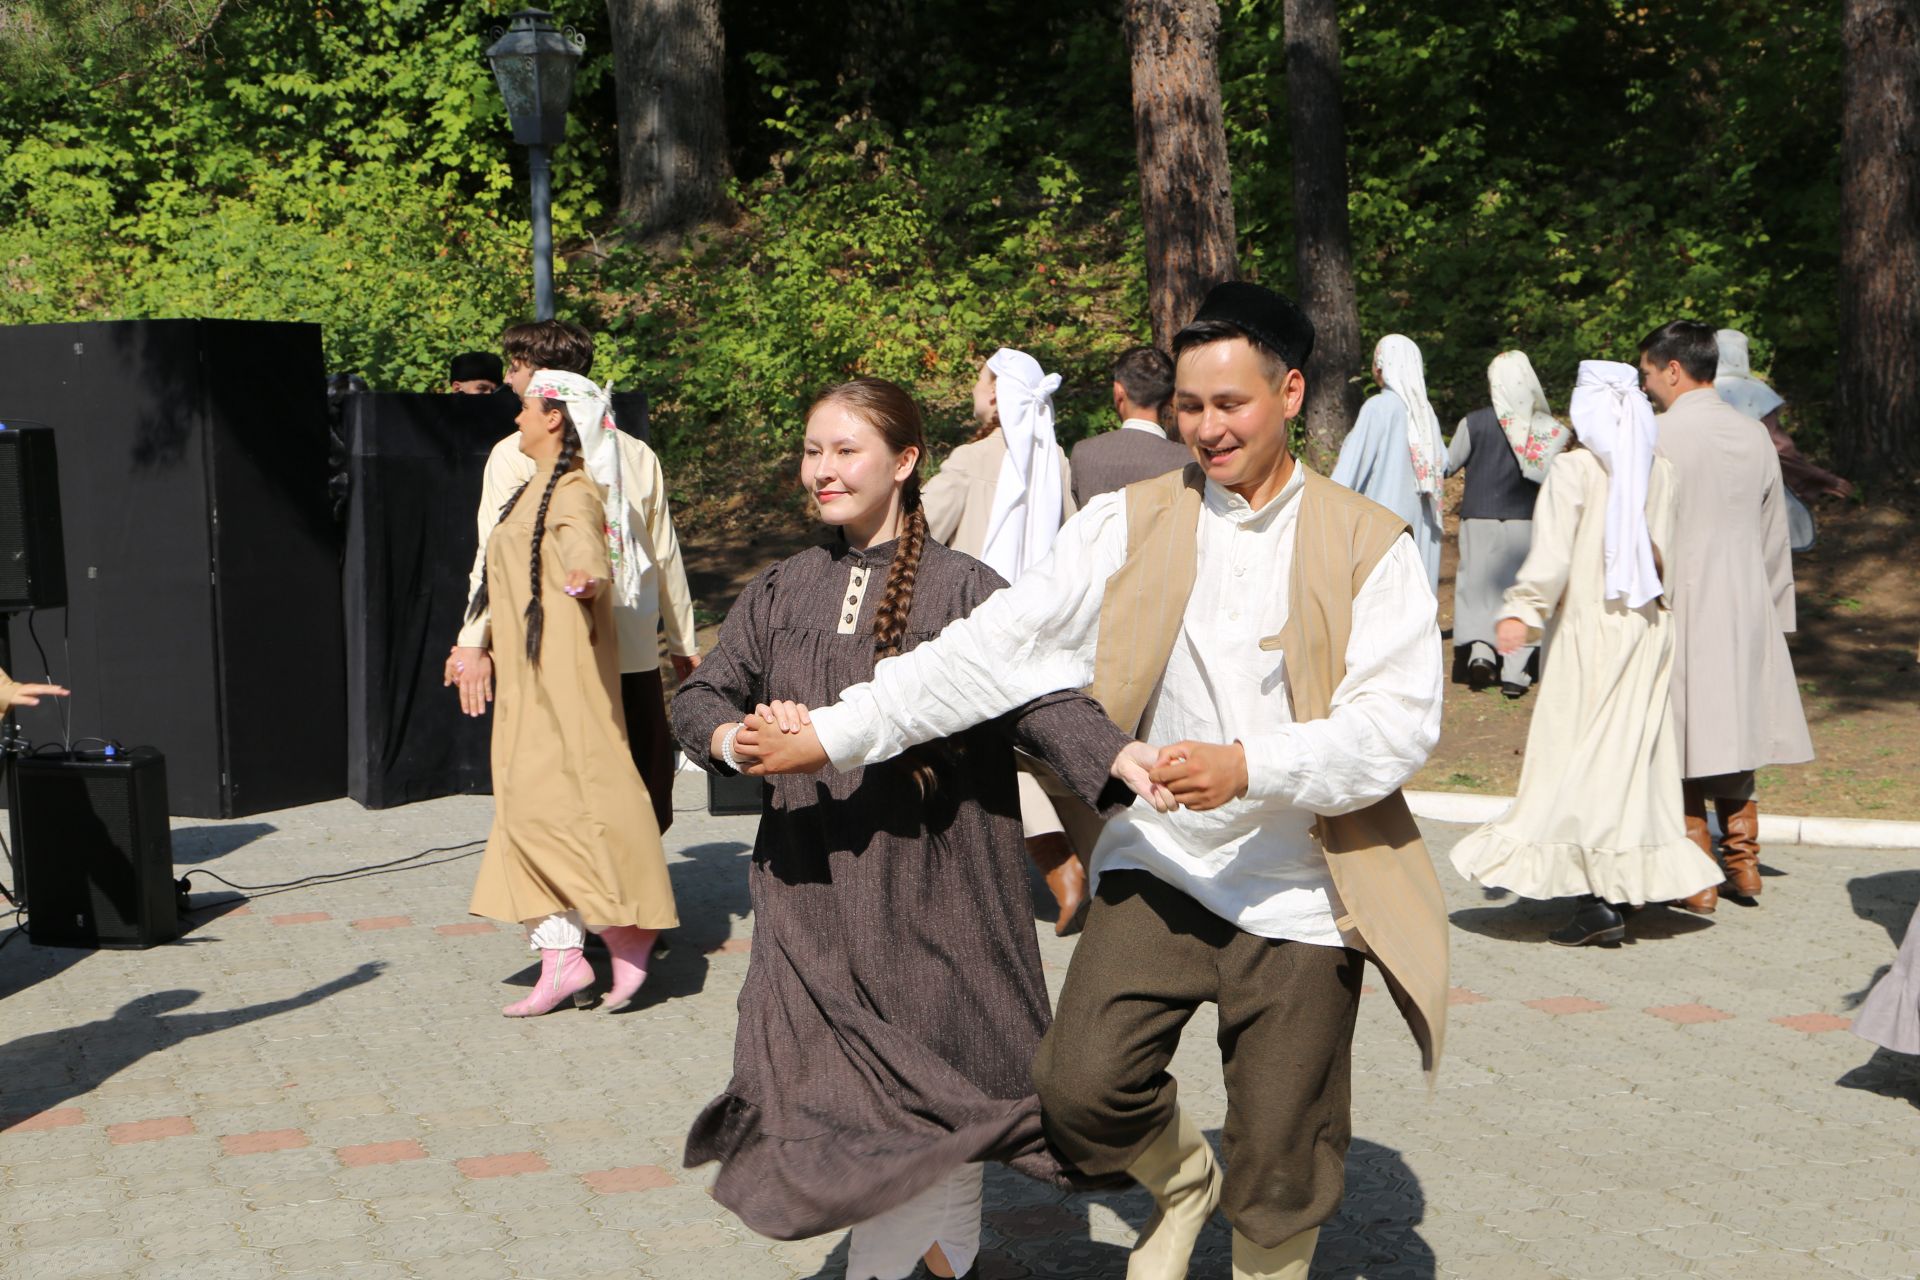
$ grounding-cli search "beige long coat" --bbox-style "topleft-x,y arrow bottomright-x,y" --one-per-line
1655,389 -> 1813,779
921,429 -> 1075,559
469,466 -> 678,930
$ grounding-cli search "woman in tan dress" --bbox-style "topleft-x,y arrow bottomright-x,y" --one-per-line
464,370 -> 678,1016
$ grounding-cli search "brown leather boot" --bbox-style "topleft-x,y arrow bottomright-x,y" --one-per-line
1026,833 -> 1087,936
1718,798 -> 1763,898
1676,785 -> 1719,915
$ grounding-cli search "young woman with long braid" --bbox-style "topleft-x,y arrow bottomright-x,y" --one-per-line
466,370 -> 678,1017
672,378 -> 1154,1280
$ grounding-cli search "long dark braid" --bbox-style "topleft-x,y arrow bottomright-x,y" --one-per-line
523,404 -> 584,665
870,472 -> 927,660
465,483 -> 534,625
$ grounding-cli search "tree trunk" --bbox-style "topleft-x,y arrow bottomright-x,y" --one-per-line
1838,0 -> 1920,477
605,0 -> 730,240
1283,0 -> 1363,472
1124,0 -> 1238,351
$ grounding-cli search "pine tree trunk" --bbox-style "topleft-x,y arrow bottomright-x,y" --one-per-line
1125,0 -> 1238,351
605,0 -> 731,240
1283,0 -> 1363,472
1838,0 -> 1920,477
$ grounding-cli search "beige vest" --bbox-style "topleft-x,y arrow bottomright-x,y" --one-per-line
1089,463 -> 1449,1076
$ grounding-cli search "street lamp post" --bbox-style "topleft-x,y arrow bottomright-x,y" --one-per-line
486,9 -> 585,321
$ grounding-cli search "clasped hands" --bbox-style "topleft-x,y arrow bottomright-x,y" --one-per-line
723,700 -> 1248,813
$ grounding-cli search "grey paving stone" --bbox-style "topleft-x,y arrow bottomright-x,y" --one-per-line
2,777 -> 1917,1277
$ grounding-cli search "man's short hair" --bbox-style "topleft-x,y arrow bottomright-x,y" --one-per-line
502,320 -> 594,376
1638,321 -> 1719,383
1170,320 -> 1292,389
448,351 -> 504,385
1112,346 -> 1175,411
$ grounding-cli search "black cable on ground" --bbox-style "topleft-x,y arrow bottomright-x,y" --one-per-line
176,838 -> 488,910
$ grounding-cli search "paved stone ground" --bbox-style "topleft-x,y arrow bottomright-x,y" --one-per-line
2,771 -> 1917,1280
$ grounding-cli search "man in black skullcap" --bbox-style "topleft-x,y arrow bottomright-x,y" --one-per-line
446,351 -> 505,395
741,282 -> 1447,1280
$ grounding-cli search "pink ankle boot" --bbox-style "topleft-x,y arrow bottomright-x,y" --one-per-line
502,947 -> 595,1017
597,926 -> 659,1013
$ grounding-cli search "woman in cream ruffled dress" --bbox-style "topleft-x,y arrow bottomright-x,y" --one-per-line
1450,361 -> 1721,946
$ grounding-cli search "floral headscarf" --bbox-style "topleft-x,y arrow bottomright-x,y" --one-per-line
526,369 -> 642,610
1488,350 -> 1569,483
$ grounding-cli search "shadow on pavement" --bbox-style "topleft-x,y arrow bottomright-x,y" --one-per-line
1450,898 -> 1712,945
1837,1047 -> 1920,1112
0,961 -> 383,1123
792,1132 -> 1432,1278
1846,869 -> 1920,946
614,840 -> 755,1012
0,929 -> 92,1005
1320,1136 -> 1437,1278
170,821 -> 277,864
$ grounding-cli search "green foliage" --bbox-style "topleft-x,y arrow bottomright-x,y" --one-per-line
0,0 -> 1847,465
1221,0 -> 1842,444
592,28 -> 1143,454
0,0 -> 617,390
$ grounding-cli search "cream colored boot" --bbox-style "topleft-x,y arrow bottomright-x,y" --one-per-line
1231,1226 -> 1319,1279
1124,1105 -> 1223,1280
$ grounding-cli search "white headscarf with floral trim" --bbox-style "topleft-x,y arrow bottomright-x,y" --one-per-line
1374,334 -> 1445,508
1488,350 -> 1569,483
526,369 -> 642,610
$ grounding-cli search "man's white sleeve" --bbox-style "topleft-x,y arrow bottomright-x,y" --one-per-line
1239,535 -> 1443,814
811,497 -> 1126,770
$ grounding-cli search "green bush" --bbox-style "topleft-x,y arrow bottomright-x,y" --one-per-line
0,0 -> 1847,466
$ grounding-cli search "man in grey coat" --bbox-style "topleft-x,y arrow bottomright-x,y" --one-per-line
1068,345 -> 1191,506
1639,320 -> 1814,913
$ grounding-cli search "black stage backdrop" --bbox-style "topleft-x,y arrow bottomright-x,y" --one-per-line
0,319 -> 346,818
343,391 -> 651,808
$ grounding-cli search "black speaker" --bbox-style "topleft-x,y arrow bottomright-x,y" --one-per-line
0,319 -> 347,817
341,389 -> 654,808
708,772 -> 764,816
0,424 -> 66,610
12,747 -> 178,949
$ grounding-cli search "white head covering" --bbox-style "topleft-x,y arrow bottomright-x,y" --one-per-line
1568,360 -> 1664,610
525,369 -> 643,610
1714,328 -> 1785,422
979,348 -> 1064,583
1487,350 -> 1569,484
1373,335 -> 1445,507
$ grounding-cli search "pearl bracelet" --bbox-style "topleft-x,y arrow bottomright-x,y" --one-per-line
719,722 -> 745,773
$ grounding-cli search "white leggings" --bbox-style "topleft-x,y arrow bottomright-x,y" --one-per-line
526,910 -> 587,951
846,1164 -> 983,1280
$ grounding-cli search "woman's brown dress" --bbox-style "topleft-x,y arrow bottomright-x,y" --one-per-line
671,536 -> 1132,1240
469,465 -> 678,931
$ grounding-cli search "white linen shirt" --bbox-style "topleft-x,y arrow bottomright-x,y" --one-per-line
812,464 -> 1444,944
1120,417 -> 1170,436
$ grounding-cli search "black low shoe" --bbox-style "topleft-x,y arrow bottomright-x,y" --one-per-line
1548,897 -> 1627,947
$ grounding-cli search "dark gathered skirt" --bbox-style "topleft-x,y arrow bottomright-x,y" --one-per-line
670,539 -> 1129,1240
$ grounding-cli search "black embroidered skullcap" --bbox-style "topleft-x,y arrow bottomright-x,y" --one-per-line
448,351 -> 505,384
1177,281 -> 1315,370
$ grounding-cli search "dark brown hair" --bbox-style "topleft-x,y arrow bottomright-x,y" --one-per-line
1113,345 -> 1175,413
501,320 -> 594,376
1171,318 -> 1292,389
1637,320 -> 1719,383
463,396 -> 584,665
